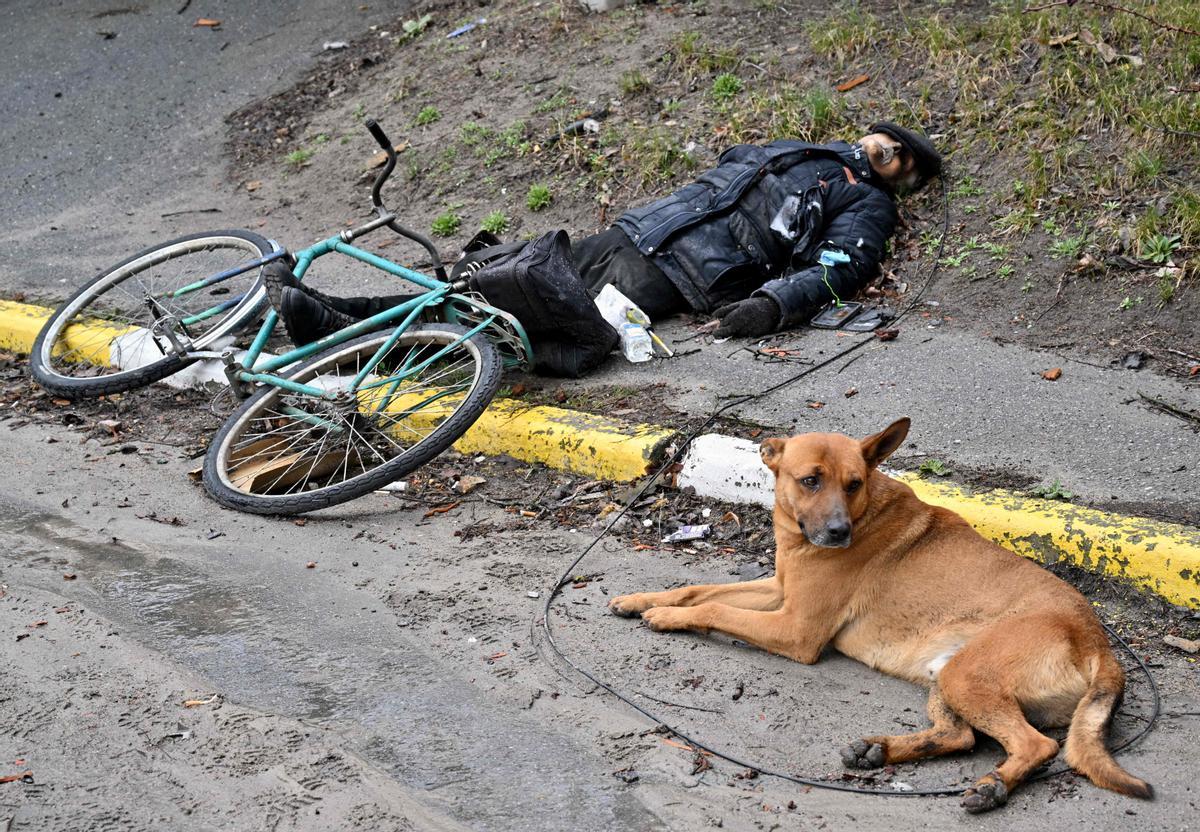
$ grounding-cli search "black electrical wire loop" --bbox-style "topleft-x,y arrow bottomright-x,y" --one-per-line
534,172 -> 1161,797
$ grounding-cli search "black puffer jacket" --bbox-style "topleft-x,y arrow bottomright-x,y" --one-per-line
614,140 -> 897,327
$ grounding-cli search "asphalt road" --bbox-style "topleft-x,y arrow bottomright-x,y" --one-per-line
0,0 -> 400,297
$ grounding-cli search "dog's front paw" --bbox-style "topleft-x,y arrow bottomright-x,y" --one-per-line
608,594 -> 650,618
640,606 -> 693,632
961,772 -> 1008,814
840,739 -> 886,769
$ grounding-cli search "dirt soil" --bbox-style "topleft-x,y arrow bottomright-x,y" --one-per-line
222,0 -> 1199,380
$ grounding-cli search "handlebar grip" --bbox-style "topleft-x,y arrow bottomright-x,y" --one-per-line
365,119 -> 391,150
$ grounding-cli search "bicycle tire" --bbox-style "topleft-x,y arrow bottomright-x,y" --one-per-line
203,323 -> 503,515
30,229 -> 277,399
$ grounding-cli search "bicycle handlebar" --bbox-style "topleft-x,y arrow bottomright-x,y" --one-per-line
363,118 -> 447,280
366,118 -> 397,213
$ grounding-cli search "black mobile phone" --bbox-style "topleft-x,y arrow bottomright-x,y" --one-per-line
809,301 -> 863,329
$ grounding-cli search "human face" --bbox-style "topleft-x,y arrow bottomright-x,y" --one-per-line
859,132 -> 918,189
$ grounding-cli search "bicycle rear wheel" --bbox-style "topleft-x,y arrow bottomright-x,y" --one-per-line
203,324 -> 503,515
30,229 -> 277,399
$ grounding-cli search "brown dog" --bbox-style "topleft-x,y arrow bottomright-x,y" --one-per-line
609,418 -> 1151,812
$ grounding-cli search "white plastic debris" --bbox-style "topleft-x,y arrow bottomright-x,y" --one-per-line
322,41 -> 349,50
663,524 -> 710,544
526,591 -> 541,599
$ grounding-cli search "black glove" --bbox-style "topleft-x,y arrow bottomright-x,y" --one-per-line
712,296 -> 780,338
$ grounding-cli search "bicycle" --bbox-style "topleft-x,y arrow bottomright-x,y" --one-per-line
30,120 -> 532,515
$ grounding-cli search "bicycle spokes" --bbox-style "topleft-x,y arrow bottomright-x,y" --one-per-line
222,335 -> 480,496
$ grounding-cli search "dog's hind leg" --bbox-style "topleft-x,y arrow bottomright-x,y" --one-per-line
842,687 -> 975,769
938,635 -> 1062,814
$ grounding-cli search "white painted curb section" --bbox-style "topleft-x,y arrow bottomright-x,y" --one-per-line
678,434 -> 775,509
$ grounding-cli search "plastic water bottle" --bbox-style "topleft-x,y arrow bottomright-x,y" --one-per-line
620,323 -> 653,363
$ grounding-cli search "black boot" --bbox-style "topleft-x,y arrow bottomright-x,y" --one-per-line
278,287 -> 359,345
263,261 -> 416,320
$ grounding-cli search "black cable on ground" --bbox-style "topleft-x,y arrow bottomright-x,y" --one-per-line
535,172 -> 1161,798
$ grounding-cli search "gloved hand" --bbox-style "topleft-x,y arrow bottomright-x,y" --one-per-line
712,296 -> 780,338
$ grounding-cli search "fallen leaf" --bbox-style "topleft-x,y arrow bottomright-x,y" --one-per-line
52,398 -> 71,407
365,142 -> 410,169
662,737 -> 712,755
845,387 -> 859,398
835,73 -> 869,93
1164,634 -> 1199,654
1041,368 -> 1063,381
807,401 -> 825,410
194,17 -> 221,27
455,475 -> 486,495
423,501 -> 461,518
305,561 -> 316,569
245,180 -> 262,192
486,651 -> 508,661
1190,365 -> 1199,377
875,329 -> 899,341
293,518 -> 307,527
1048,32 -> 1078,46
510,382 -> 527,396
54,606 -> 70,614
719,511 -> 741,527
28,620 -> 48,629
182,694 -> 219,708
632,542 -> 656,551
63,573 -> 77,581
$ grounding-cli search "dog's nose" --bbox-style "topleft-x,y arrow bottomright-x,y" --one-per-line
826,521 -> 851,543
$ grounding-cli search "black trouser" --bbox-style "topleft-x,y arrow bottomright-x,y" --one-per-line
571,226 -> 688,320
322,227 -> 688,321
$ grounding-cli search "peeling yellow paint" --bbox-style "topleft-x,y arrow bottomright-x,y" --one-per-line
452,399 -> 676,482
898,473 -> 1200,609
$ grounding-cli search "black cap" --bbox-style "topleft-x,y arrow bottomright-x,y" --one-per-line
869,122 -> 942,184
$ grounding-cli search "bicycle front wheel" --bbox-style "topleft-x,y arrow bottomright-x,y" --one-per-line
30,230 -> 277,399
203,324 -> 503,515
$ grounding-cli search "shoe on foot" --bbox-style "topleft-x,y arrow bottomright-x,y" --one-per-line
262,260 -> 414,319
278,286 -> 358,345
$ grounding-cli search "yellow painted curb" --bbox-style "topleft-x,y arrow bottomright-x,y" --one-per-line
0,300 -> 52,355
453,399 -> 676,482
5,298 -> 1197,607
898,473 -> 1200,609
0,300 -> 133,365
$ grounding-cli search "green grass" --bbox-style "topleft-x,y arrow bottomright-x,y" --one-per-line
481,210 -> 510,235
430,211 -> 461,237
415,106 -> 441,126
619,69 -> 651,96
284,148 -> 314,168
526,184 -> 552,212
1143,233 -> 1181,264
710,73 -> 744,102
1049,234 -> 1087,260
918,458 -> 952,478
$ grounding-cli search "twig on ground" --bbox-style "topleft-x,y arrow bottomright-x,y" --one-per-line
1023,1 -> 1200,36
1137,392 -> 1200,429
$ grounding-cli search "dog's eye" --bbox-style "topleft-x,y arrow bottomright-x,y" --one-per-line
846,479 -> 862,494
801,475 -> 819,489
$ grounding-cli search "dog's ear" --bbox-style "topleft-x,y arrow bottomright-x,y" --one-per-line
759,437 -> 787,471
860,418 -> 910,469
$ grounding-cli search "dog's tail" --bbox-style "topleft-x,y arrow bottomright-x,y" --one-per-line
1064,651 -> 1153,799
